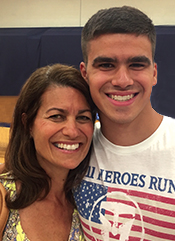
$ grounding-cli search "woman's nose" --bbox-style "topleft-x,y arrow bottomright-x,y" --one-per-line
62,120 -> 79,139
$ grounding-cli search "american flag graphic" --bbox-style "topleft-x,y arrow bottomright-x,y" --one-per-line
74,180 -> 175,241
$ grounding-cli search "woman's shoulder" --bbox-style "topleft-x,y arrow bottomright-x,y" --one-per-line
0,163 -> 5,173
68,209 -> 85,241
0,169 -> 16,192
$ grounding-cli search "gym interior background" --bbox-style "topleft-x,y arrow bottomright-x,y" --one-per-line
0,0 -> 175,161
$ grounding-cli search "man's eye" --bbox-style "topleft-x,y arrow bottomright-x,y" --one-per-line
99,63 -> 114,69
130,63 -> 145,69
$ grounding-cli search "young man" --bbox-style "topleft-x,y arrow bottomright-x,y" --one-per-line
74,6 -> 175,241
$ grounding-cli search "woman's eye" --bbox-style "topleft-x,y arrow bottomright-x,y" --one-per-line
77,115 -> 92,122
49,114 -> 64,121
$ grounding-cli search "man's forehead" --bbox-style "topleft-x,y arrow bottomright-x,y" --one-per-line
86,34 -> 153,63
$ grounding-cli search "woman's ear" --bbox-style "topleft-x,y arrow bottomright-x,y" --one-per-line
21,113 -> 27,126
22,113 -> 33,137
21,113 -> 30,133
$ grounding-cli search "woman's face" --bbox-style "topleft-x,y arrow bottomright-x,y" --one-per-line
30,85 -> 94,175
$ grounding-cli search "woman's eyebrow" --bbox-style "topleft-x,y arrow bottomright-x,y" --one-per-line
46,108 -> 91,115
46,108 -> 65,114
78,109 -> 91,114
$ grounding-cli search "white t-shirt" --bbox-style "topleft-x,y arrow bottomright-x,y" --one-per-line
74,116 -> 175,241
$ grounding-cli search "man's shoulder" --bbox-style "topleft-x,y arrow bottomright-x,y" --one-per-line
162,116 -> 175,127
163,116 -> 175,121
93,121 -> 101,134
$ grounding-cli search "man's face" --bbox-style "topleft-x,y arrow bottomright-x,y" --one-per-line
80,33 -> 157,126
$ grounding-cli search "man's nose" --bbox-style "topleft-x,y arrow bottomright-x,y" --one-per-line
111,67 -> 133,88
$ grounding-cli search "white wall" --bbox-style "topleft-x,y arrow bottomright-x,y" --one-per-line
0,0 -> 175,28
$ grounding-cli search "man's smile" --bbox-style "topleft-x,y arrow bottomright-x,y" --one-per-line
108,94 -> 135,102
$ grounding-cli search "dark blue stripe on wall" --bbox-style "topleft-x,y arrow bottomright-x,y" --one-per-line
0,27 -> 83,96
0,122 -> 11,127
152,26 -> 175,118
0,26 -> 175,118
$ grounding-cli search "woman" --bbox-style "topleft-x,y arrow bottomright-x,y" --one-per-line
0,63 -> 96,241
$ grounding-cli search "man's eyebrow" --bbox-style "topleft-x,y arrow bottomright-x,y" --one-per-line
128,56 -> 151,65
92,56 -> 117,66
92,56 -> 151,66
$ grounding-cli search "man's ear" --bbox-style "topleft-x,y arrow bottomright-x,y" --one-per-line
152,62 -> 158,86
80,62 -> 88,83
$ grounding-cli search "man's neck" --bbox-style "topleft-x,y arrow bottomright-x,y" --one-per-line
99,109 -> 163,146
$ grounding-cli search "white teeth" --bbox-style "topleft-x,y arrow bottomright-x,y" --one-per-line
55,143 -> 79,150
110,94 -> 134,101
